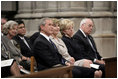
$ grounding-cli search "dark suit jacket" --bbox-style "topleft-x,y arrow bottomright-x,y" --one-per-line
33,34 -> 96,78
73,30 -> 102,61
29,32 -> 39,45
13,35 -> 33,57
33,34 -> 65,71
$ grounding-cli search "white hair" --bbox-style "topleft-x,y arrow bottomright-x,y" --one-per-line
3,20 -> 18,35
79,18 -> 92,28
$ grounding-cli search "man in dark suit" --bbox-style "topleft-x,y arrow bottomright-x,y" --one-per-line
73,18 -> 105,77
13,20 -> 33,57
29,32 -> 39,45
33,18 -> 99,78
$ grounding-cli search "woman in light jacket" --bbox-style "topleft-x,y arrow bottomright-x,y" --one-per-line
50,18 -> 102,78
2,20 -> 30,70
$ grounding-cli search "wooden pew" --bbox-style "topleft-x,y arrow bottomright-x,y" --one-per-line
30,56 -> 38,73
103,57 -> 117,78
30,56 -> 35,73
24,56 -> 117,78
12,66 -> 73,78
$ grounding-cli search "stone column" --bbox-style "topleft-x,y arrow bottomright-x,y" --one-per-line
58,1 -> 70,12
56,1 -> 89,17
58,1 -> 87,11
45,1 -> 58,12
92,1 -> 110,11
15,1 -> 32,18
70,1 -> 87,11
1,1 -> 16,11
92,18 -> 116,57
33,1 -> 46,13
18,1 -> 32,13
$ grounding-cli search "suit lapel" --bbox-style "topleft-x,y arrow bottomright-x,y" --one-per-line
17,35 -> 32,49
39,34 -> 63,60
78,30 -> 91,46
24,36 -> 32,49
39,34 -> 55,51
39,34 -> 51,45
88,35 -> 97,51
79,30 -> 98,53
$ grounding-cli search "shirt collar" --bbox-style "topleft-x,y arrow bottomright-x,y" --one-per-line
80,28 -> 87,37
19,35 -> 25,40
40,32 -> 50,41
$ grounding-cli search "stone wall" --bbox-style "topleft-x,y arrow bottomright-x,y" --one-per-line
1,1 -> 117,58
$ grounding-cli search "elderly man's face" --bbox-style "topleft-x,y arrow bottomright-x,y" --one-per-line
41,19 -> 54,36
82,19 -> 93,35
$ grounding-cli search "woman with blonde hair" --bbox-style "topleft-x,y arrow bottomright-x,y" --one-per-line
50,18 -> 102,78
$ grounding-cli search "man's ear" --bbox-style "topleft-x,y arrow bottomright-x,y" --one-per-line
40,25 -> 44,31
81,24 -> 85,29
40,25 -> 44,30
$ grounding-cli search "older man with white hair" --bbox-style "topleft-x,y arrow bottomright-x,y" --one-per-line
73,18 -> 105,77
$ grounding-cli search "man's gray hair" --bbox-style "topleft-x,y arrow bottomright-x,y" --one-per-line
38,18 -> 51,31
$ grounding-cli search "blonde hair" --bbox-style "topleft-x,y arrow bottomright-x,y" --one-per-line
59,19 -> 74,35
52,18 -> 60,26
3,20 -> 18,35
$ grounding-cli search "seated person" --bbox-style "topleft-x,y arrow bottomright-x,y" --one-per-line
73,18 -> 105,77
50,18 -> 102,78
1,59 -> 21,78
50,18 -> 94,68
2,20 -> 30,71
1,36 -> 21,77
60,19 -> 104,77
13,20 -> 33,57
33,18 -> 101,78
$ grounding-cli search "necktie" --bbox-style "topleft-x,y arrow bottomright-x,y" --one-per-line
49,39 -> 57,49
49,39 -> 65,64
86,36 -> 98,59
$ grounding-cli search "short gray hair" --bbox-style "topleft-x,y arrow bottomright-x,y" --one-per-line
38,18 -> 52,31
3,20 -> 18,35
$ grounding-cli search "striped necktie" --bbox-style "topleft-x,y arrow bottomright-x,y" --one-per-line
86,36 -> 98,59
49,39 -> 57,49
49,39 -> 65,64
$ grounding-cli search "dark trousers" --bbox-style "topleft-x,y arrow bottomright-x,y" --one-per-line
1,66 -> 11,78
93,62 -> 105,78
19,60 -> 30,71
72,66 -> 95,78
